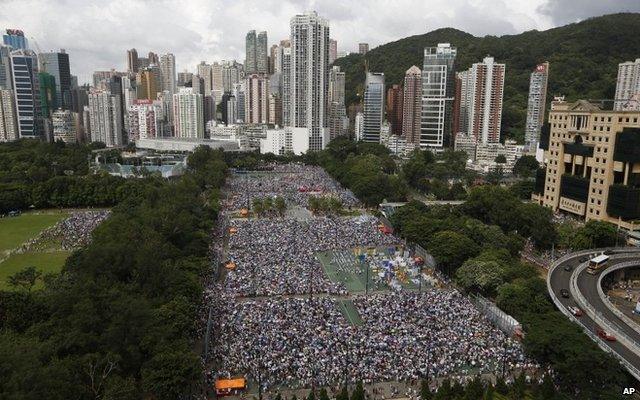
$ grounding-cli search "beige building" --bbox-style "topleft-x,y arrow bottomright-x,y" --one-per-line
532,99 -> 640,230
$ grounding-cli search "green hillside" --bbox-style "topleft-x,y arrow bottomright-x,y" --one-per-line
333,13 -> 640,143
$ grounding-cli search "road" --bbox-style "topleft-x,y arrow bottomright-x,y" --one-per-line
548,249 -> 640,380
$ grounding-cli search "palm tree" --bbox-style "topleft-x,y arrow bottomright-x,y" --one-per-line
274,196 -> 286,216
263,197 -> 274,215
252,197 -> 263,217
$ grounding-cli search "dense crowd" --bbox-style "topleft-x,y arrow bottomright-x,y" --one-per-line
202,165 -> 535,394
225,216 -> 398,296
210,291 -> 535,390
16,210 -> 111,253
222,164 -> 359,211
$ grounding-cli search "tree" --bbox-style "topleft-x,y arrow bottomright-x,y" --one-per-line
263,196 -> 274,214
8,266 -> 42,292
274,196 -> 286,216
486,167 -> 505,185
513,155 -> 539,178
456,259 -> 506,295
351,381 -> 365,400
319,388 -> 330,400
571,220 -> 618,250
516,202 -> 556,249
428,231 -> 480,276
421,379 -> 433,400
252,197 -> 264,217
140,346 -> 201,400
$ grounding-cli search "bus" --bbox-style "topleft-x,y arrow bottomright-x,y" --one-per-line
586,254 -> 610,275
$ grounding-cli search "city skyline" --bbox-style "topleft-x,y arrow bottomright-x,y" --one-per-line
1,0 -> 638,84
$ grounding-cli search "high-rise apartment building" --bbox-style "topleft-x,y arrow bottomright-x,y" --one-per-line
524,62 -> 550,150
268,93 -> 282,126
0,89 -> 18,141
222,60 -> 243,92
128,99 -> 164,140
127,48 -> 139,73
289,11 -> 330,153
402,66 -> 422,144
0,46 -> 12,90
466,56 -> 505,144
39,50 -> 72,110
362,72 -> 385,143
531,99 -> 640,231
453,70 -> 472,137
212,62 -> 224,103
159,53 -> 176,94
3,29 -> 27,50
359,43 -> 369,55
386,84 -> 403,135
329,39 -> 338,64
245,30 -> 257,74
328,66 -> 347,139
234,82 -> 246,123
137,67 -> 159,100
197,62 -> 213,94
147,52 -> 159,66
245,74 -> 269,124
10,49 -> 41,138
177,71 -> 193,87
51,109 -> 77,143
282,46 -> 291,126
614,59 -> 640,111
421,43 -> 456,149
257,31 -> 268,74
172,87 -> 203,138
87,90 -> 123,147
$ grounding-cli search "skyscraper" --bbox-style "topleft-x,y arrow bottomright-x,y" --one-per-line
197,62 -> 213,94
402,66 -> 422,144
159,53 -> 176,94
359,43 -> 369,55
147,52 -> 159,65
421,43 -> 456,149
245,74 -> 269,124
0,46 -> 13,89
282,46 -> 291,127
257,31 -> 268,74
453,70 -> 472,136
87,90 -> 123,147
172,87 -> 203,138
614,58 -> 640,111
0,89 -> 18,142
362,72 -> 385,143
38,72 -> 56,118
328,66 -> 347,139
245,30 -> 257,74
10,49 -> 41,138
128,99 -> 163,140
3,29 -> 27,50
39,50 -> 71,109
127,48 -> 139,73
137,67 -> 159,100
329,39 -> 338,64
211,62 -> 224,104
524,62 -> 549,150
222,60 -> 242,92
177,70 -> 193,87
234,82 -> 246,123
386,84 -> 403,135
52,109 -> 77,143
463,56 -> 505,144
289,11 -> 330,153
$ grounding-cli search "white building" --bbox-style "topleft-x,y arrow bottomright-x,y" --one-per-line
88,90 -> 123,147
474,140 -> 524,172
614,58 -> 640,111
362,72 -> 385,143
128,99 -> 164,140
289,11 -> 330,153
172,88 -> 203,139
52,109 -> 77,143
0,89 -> 18,142
159,53 -> 176,94
260,127 -> 293,155
380,122 -> 418,157
421,43 -> 456,150
454,133 -> 477,161
524,62 -> 549,151
355,112 -> 364,141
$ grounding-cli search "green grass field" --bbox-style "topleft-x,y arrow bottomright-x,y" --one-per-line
0,251 -> 71,290
0,212 -> 68,252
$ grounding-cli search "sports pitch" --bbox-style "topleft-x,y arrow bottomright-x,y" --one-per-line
0,212 -> 68,252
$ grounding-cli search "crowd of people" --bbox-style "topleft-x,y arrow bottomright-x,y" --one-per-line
210,291 -> 535,391
222,164 -> 359,211
15,210 -> 111,253
225,217 -> 398,296
202,164 -> 535,394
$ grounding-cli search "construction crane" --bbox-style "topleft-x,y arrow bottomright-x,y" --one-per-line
29,36 -> 47,73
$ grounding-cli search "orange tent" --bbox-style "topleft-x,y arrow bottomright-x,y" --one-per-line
239,208 -> 249,217
215,377 -> 246,395
225,262 -> 237,270
229,227 -> 238,234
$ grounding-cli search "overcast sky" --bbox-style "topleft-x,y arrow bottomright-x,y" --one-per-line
1,0 -> 639,84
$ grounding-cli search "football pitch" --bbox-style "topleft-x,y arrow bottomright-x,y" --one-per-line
0,211 -> 71,291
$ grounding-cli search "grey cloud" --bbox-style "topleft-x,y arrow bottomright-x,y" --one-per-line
537,0 -> 640,25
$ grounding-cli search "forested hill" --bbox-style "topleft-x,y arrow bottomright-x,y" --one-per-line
333,13 -> 640,143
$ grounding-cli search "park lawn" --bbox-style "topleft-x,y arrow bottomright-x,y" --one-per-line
0,212 -> 69,252
0,251 -> 71,291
